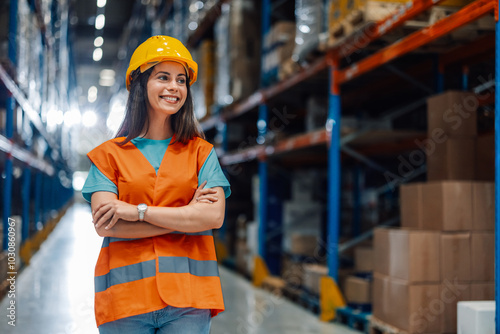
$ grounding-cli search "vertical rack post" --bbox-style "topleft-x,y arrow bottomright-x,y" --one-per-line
327,56 -> 341,281
462,65 -> 469,91
434,55 -> 444,93
258,105 -> 269,259
22,167 -> 31,243
3,0 -> 18,251
34,172 -> 42,230
495,0 -> 499,330
257,0 -> 271,261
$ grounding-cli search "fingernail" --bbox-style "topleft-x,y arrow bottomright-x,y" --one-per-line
105,226 -> 109,230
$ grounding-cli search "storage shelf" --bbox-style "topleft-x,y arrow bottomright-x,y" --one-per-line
219,129 -> 426,166
0,64 -> 59,153
186,0 -> 233,48
336,0 -> 496,84
0,135 -> 54,175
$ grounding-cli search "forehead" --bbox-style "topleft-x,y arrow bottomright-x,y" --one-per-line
153,61 -> 186,75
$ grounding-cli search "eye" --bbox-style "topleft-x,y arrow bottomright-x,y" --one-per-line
158,75 -> 168,81
177,77 -> 186,85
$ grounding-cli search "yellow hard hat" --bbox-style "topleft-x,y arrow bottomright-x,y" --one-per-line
125,35 -> 198,90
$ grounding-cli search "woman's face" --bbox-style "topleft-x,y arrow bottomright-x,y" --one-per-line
146,61 -> 188,116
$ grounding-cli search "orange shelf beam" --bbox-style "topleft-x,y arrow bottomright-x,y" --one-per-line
331,0 -> 447,60
222,56 -> 329,121
336,0 -> 496,84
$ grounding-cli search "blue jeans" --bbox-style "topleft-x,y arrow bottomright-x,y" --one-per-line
98,305 -> 212,334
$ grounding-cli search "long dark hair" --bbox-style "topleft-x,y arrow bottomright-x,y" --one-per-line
115,66 -> 205,145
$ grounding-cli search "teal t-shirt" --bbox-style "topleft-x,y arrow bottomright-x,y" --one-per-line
82,136 -> 231,202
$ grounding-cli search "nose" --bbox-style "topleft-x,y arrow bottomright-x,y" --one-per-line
165,79 -> 179,91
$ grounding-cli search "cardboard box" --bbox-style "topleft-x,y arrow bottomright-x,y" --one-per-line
472,182 -> 494,231
426,137 -> 476,181
389,229 -> 440,283
372,273 -> 388,323
471,232 -> 494,281
302,264 -> 328,295
440,281 -> 471,333
421,181 -> 473,231
400,183 -> 422,229
345,275 -> 372,304
354,247 -> 374,272
440,232 -> 471,282
470,282 -> 494,300
476,133 -> 495,181
288,234 -> 318,257
374,228 -> 390,276
382,275 -> 441,333
427,90 -> 478,137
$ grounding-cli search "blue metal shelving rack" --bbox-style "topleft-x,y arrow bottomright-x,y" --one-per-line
495,0 -> 499,330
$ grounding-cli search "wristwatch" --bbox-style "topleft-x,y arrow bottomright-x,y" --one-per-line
137,203 -> 148,221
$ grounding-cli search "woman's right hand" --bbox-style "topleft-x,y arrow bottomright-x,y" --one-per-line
190,180 -> 219,205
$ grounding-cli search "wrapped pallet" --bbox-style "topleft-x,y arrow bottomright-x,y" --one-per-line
214,0 -> 261,105
293,0 -> 325,64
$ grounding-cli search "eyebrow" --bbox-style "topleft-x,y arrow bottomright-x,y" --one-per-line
155,71 -> 186,77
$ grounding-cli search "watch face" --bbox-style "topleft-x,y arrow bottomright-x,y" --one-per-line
138,203 -> 147,211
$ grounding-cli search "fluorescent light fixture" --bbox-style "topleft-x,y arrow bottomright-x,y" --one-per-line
97,0 -> 107,8
88,86 -> 98,103
63,108 -> 81,127
94,36 -> 104,47
99,77 -> 115,87
99,69 -> 115,86
82,110 -> 98,127
95,14 -> 105,30
100,69 -> 115,79
47,108 -> 64,127
93,47 -> 103,61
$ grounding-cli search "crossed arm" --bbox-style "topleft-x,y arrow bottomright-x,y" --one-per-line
91,181 -> 225,238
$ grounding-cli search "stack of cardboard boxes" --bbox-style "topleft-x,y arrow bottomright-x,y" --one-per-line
372,90 -> 494,333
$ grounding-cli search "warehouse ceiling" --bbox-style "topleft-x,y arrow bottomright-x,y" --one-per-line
70,0 -> 136,112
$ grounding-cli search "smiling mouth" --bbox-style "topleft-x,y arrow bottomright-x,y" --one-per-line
161,96 -> 180,103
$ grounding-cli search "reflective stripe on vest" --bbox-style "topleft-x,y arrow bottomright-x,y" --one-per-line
87,136 -> 224,327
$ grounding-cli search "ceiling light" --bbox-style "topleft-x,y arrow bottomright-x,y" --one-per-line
97,0 -> 107,8
100,69 -> 115,79
82,110 -> 97,127
99,77 -> 115,87
47,108 -> 64,127
93,48 -> 103,61
95,14 -> 105,30
88,86 -> 98,103
63,108 -> 81,128
94,36 -> 104,47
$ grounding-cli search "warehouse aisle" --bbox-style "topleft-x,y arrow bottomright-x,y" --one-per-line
0,202 -> 360,334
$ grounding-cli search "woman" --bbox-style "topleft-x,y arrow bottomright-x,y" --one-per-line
81,35 -> 230,334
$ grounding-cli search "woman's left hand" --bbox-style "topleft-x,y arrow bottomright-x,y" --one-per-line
93,199 -> 137,230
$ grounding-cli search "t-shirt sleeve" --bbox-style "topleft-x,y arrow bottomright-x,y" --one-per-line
198,148 -> 231,198
81,163 -> 118,203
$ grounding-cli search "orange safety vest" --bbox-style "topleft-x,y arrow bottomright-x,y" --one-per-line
87,136 -> 224,327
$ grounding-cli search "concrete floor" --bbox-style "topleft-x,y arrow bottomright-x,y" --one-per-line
0,202 -> 361,334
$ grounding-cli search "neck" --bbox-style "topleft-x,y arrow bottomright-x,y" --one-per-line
140,113 -> 173,140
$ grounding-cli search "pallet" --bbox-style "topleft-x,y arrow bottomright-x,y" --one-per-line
336,306 -> 372,334
369,316 -> 408,334
282,284 -> 320,314
328,1 -> 495,48
261,275 -> 286,296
